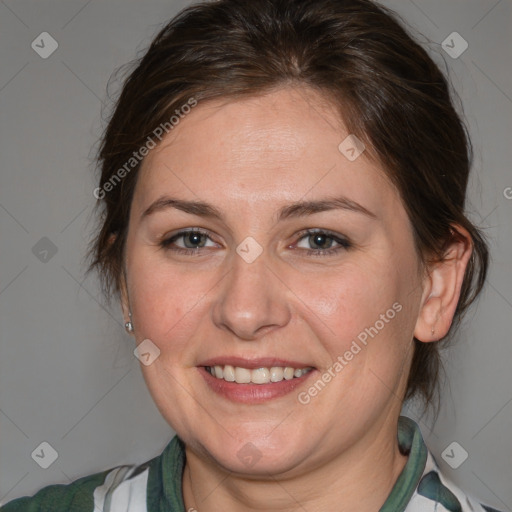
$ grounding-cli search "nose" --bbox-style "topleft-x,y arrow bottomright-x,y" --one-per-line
211,251 -> 292,340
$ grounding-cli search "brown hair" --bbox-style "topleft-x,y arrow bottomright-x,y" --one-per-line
87,0 -> 488,411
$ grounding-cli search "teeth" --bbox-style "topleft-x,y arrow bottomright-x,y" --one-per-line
207,365 -> 312,384
234,367 -> 251,384
223,364 -> 235,382
251,367 -> 270,384
284,367 -> 295,380
270,367 -> 284,382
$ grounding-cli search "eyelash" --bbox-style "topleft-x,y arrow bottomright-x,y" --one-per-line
159,228 -> 351,257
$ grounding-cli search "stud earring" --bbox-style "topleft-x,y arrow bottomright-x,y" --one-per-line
431,326 -> 435,336
125,312 -> 133,333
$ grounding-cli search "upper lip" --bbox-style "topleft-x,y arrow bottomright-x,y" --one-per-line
199,357 -> 314,369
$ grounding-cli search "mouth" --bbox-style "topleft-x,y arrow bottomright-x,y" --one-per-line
198,358 -> 316,403
205,364 -> 314,384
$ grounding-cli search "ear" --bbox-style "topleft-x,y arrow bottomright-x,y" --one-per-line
111,233 -> 133,335
120,268 -> 132,328
414,225 -> 473,342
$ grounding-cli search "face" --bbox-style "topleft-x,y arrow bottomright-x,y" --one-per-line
122,87 -> 426,476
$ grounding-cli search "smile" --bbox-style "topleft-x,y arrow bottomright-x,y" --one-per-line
205,365 -> 314,384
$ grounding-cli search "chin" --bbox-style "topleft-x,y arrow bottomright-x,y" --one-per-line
192,428 -> 312,476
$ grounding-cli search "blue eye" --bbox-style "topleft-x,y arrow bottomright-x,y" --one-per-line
295,230 -> 351,256
160,229 -> 217,254
160,228 -> 351,257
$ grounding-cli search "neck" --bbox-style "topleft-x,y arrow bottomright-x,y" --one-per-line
182,414 -> 408,512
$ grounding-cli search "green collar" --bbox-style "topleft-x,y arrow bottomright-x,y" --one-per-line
148,415 -> 427,512
380,416 -> 428,511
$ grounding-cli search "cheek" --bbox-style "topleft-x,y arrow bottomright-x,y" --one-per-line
293,261 -> 403,345
127,254 -> 213,359
291,257 -> 417,403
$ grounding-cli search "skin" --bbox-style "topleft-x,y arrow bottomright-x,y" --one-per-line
119,86 -> 472,512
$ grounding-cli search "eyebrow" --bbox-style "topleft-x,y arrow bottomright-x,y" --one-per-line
140,195 -> 376,222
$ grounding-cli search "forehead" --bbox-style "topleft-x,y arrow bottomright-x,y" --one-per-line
134,87 -> 400,218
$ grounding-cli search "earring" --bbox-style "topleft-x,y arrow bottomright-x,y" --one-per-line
431,326 -> 435,336
125,312 -> 133,333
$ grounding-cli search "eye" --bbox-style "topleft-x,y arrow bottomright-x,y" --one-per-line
294,229 -> 351,256
160,228 -> 218,254
159,228 -> 350,257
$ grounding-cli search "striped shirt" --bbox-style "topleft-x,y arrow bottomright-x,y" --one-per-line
1,416 -> 503,511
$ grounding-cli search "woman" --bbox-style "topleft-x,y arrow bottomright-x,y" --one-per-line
2,0 -> 499,510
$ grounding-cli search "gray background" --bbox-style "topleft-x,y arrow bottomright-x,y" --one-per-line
0,0 -> 510,509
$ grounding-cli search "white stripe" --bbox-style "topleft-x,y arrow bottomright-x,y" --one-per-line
93,467 -> 126,512
93,465 -> 149,512
406,493 -> 452,511
108,467 -> 149,512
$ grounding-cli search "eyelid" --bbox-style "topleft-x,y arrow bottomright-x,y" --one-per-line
160,227 -> 219,249
294,228 -> 351,245
159,227 -> 351,256
290,228 -> 352,257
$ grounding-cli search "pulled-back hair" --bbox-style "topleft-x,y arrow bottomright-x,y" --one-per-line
87,0 -> 488,411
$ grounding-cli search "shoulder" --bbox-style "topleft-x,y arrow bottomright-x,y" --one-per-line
406,450 -> 504,512
0,468 -> 111,512
0,460 -> 154,512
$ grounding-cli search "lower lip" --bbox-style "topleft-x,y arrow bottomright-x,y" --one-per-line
200,367 -> 316,404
